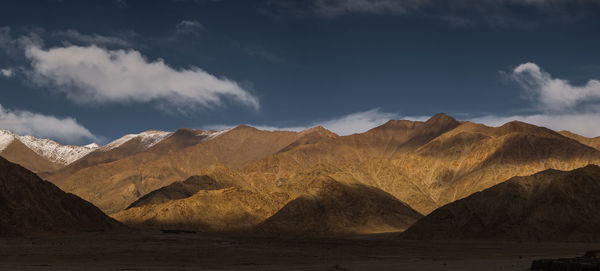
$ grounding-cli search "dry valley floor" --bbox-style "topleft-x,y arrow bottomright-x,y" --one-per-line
1,231 -> 599,271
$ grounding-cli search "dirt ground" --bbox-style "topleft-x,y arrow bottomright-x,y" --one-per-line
0,231 -> 598,271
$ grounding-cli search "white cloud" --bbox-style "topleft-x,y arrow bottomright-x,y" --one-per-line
205,108 -> 428,136
176,20 -> 206,36
24,44 -> 259,110
0,104 -> 99,144
52,29 -> 133,47
511,62 -> 600,111
0,68 -> 12,78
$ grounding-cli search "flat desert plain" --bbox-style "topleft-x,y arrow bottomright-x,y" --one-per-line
1,231 -> 598,271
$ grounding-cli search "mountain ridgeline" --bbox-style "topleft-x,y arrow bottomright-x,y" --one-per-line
1,113 -> 600,239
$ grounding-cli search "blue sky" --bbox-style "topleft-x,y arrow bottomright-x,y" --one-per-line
1,0 -> 600,144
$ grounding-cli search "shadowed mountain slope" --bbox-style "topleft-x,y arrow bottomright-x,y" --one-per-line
560,130 -> 600,151
256,177 -> 423,236
113,187 -> 290,232
402,164 -> 600,242
0,157 -> 122,236
126,175 -> 231,209
113,173 -> 422,235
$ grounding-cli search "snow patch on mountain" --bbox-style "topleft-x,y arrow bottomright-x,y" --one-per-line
85,143 -> 100,148
0,130 -> 99,164
205,127 -> 234,140
0,130 -> 16,152
0,127 -> 228,165
17,135 -> 99,165
195,130 -> 216,136
100,130 -> 173,152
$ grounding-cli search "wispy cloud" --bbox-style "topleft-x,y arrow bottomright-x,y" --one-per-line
23,44 -> 259,111
175,20 -> 207,36
115,0 -> 127,8
0,68 -> 13,78
205,108 -> 428,136
52,29 -> 133,47
265,0 -> 600,27
231,42 -> 284,63
0,26 -> 43,56
0,104 -> 99,144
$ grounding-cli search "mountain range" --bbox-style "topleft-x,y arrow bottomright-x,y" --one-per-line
0,130 -> 98,173
1,113 -> 599,239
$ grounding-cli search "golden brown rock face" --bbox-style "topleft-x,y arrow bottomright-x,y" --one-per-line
402,164 -> 600,242
0,157 -> 122,236
113,187 -> 290,232
244,113 -> 461,176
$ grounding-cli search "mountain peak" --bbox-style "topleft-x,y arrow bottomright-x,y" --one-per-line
497,120 -> 555,136
0,130 -> 100,165
232,124 -> 259,131
299,126 -> 338,137
377,119 -> 420,130
425,113 -> 460,126
101,130 -> 172,152
172,128 -> 199,136
0,130 -> 17,152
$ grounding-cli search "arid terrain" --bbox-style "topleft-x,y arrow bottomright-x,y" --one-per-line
1,114 -> 600,270
1,231 -> 600,271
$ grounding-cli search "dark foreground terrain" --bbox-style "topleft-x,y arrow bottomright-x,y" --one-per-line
1,231 -> 599,271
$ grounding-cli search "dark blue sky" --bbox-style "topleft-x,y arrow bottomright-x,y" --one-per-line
1,0 -> 600,144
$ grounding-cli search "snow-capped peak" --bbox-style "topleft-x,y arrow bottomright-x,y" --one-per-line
0,130 -> 100,165
0,130 -> 17,152
17,134 -> 100,165
100,130 -> 173,152
85,143 -> 100,148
